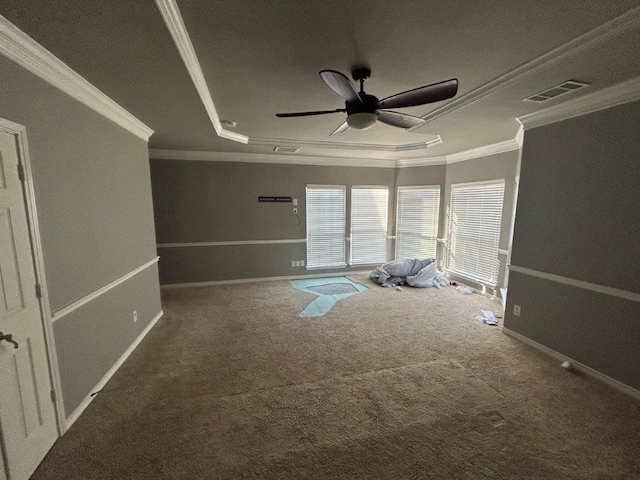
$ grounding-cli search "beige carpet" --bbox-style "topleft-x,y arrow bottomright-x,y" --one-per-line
33,274 -> 639,479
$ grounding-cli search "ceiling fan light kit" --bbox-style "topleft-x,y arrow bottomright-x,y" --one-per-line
276,67 -> 458,136
346,112 -> 377,130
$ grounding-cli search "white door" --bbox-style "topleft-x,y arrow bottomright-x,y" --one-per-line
0,131 -> 58,480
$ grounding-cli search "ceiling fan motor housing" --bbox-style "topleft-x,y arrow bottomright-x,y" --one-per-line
346,94 -> 379,115
346,94 -> 379,130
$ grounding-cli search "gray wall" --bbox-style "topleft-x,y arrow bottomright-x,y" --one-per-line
152,152 -> 520,288
444,151 -> 520,292
505,100 -> 640,389
54,266 -> 162,416
396,164 -> 448,261
151,160 -> 397,284
0,55 -> 162,415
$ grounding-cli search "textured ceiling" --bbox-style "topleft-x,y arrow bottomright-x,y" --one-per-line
1,1 -> 639,160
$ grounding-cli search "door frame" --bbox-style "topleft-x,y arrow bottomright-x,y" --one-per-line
0,117 -> 65,435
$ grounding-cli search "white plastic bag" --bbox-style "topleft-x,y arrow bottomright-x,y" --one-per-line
456,285 -> 474,294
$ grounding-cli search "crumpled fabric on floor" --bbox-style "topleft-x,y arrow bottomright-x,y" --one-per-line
370,258 -> 450,288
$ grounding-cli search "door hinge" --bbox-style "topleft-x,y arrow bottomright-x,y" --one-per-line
17,164 -> 26,182
35,283 -> 43,299
51,390 -> 57,404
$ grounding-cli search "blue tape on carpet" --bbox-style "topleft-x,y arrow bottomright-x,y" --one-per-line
291,277 -> 368,317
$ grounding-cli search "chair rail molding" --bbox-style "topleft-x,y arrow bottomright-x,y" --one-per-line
51,257 -> 161,322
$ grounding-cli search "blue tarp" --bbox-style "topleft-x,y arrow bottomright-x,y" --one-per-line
291,277 -> 368,317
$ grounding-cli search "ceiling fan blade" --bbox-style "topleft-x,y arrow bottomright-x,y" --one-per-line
377,79 -> 458,109
319,70 -> 362,103
330,121 -> 350,136
377,110 -> 426,129
276,108 -> 346,118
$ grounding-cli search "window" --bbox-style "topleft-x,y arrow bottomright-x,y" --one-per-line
306,185 -> 346,268
395,186 -> 440,260
447,181 -> 505,285
350,186 -> 388,265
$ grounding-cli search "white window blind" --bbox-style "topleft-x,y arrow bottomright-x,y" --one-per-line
306,185 -> 346,268
395,186 -> 440,260
350,186 -> 389,265
447,181 -> 505,285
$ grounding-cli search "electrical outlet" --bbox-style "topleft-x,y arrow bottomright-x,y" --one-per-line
300,260 -> 305,267
133,310 -> 138,322
513,305 -> 521,317
291,260 -> 296,267
293,198 -> 298,206
293,207 -> 298,215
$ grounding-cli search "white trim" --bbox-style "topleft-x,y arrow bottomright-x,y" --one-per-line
445,139 -> 520,164
154,0 -> 248,145
306,264 -> 348,271
65,310 -> 164,430
150,136 -> 520,169
449,178 -> 506,189
352,185 -> 388,190
501,327 -> 639,400
149,149 -> 397,168
518,76 -> 640,129
395,156 -> 448,168
446,269 -> 499,290
157,239 -> 306,248
515,123 -> 525,147
410,6 -> 640,129
396,139 -> 520,168
0,118 -> 67,433
51,257 -> 160,322
160,270 -> 372,289
396,137 -> 443,151
509,265 -> 640,303
0,14 -> 153,142
398,184 -> 442,191
249,136 -> 442,153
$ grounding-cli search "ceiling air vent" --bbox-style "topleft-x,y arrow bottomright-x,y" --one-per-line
524,80 -> 590,103
274,146 -> 300,154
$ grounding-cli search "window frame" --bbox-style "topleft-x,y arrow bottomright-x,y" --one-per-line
305,185 -> 347,269
350,185 -> 389,266
446,179 -> 505,286
395,185 -> 441,261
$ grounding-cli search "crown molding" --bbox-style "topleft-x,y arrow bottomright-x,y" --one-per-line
151,136 -> 521,169
518,76 -> 640,129
149,149 -> 397,168
446,139 -> 520,164
155,0 -> 448,152
249,135 -> 442,153
0,13 -> 153,141
395,156 -> 447,168
410,6 -> 640,130
515,123 -> 525,147
154,0 -> 248,144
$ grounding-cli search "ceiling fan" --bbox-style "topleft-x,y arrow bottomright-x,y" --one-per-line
275,67 -> 458,135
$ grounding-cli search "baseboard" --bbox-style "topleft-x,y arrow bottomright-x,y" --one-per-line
501,327 -> 640,400
65,310 -> 164,430
161,270 -> 373,289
